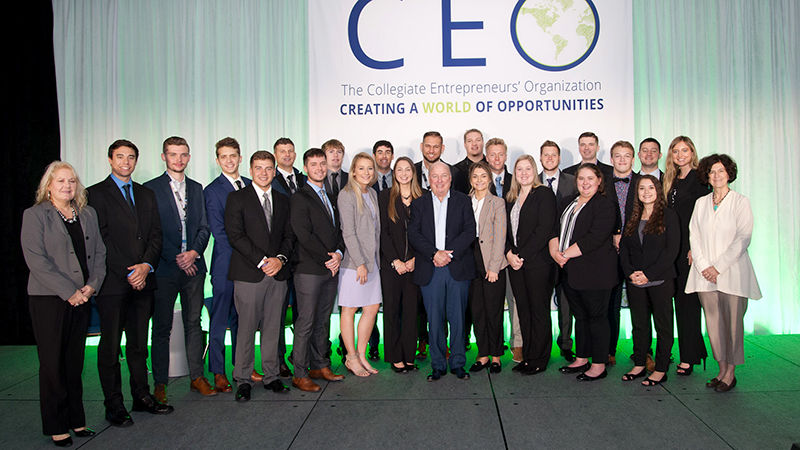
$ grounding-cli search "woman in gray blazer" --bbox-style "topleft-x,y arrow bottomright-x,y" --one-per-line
20,161 -> 106,446
467,161 -> 509,374
337,153 -> 381,377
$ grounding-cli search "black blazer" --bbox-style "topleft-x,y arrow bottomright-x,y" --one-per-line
452,156 -> 485,194
603,171 -> 641,233
87,176 -> 162,295
371,170 -> 392,194
289,183 -> 345,275
619,207 -> 680,282
143,173 -> 210,277
407,190 -> 476,285
225,186 -> 293,282
555,193 -> 619,290
378,189 -> 412,270
489,168 -> 513,199
667,169 -> 709,260
273,167 -> 307,197
323,169 -> 349,202
506,186 -> 557,268
539,171 -> 578,214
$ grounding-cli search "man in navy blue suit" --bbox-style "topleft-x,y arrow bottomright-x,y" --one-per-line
204,137 -> 252,393
407,162 -> 476,381
145,136 -> 213,404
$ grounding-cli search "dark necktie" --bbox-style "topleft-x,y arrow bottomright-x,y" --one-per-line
381,174 -> 388,191
287,174 -> 297,194
122,184 -> 136,213
262,192 -> 272,232
235,179 -> 243,190
614,177 -> 630,184
319,189 -> 334,223
331,172 -> 340,197
547,177 -> 555,188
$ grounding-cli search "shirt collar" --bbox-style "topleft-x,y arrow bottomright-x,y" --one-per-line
109,173 -> 131,188
308,180 -> 327,195
222,172 -> 243,188
277,167 -> 294,179
252,182 -> 271,199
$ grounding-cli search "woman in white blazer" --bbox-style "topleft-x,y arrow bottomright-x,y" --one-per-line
686,154 -> 761,393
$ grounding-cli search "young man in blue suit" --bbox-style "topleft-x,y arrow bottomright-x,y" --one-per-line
204,137 -> 253,393
145,137 -> 213,404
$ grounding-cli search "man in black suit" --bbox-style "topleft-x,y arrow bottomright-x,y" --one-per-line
415,131 -> 458,190
638,137 -> 663,180
273,137 -> 306,196
407,162 -> 476,381
539,140 -> 578,362
486,138 -> 512,198
372,140 -> 394,193
144,137 -> 214,405
322,139 -> 348,201
452,128 -> 485,194
562,131 -> 614,180
225,150 -> 295,401
87,139 -> 172,427
605,140 -> 641,365
289,148 -> 346,392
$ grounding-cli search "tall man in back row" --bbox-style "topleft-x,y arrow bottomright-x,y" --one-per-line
408,162 -> 476,381
563,131 -> 614,180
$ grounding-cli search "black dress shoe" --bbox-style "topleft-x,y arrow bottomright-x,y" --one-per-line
426,369 -> 446,381
512,361 -> 528,372
368,347 -> 380,361
236,384 -> 251,402
279,363 -> 293,378
391,364 -> 408,373
559,362 -> 591,374
53,436 -> 73,447
561,349 -> 576,363
469,361 -> 489,372
450,367 -> 470,379
576,370 -> 608,381
105,407 -> 133,427
73,428 -> 95,438
132,394 -> 174,414
521,365 -> 546,376
489,362 -> 502,374
264,379 -> 290,393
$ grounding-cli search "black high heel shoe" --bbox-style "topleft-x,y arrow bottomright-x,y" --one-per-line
73,428 -> 96,438
676,363 -> 694,376
642,373 -> 667,386
559,362 -> 591,374
621,368 -> 647,381
391,363 -> 408,373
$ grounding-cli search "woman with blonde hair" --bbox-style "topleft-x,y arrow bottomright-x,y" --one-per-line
21,161 -> 106,446
337,152 -> 382,376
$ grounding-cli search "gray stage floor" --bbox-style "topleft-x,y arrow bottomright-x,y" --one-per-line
2,334 -> 799,449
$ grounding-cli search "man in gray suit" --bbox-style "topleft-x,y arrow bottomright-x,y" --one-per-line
539,140 -> 578,362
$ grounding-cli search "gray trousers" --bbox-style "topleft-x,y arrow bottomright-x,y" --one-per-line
292,272 -> 338,378
233,276 -> 287,386
152,271 -> 206,384
698,291 -> 748,366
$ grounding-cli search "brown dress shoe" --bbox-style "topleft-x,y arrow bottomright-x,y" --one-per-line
190,377 -> 218,396
214,373 -> 233,393
309,367 -> 345,382
292,377 -> 321,392
154,384 -> 168,404
511,347 -> 523,363
251,370 -> 264,383
608,355 -> 617,366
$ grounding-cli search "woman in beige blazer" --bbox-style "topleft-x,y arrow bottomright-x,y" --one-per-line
467,161 -> 509,374
686,154 -> 761,393
337,152 -> 381,377
20,161 -> 106,446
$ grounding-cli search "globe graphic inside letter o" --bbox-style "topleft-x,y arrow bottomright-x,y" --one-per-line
511,0 -> 600,71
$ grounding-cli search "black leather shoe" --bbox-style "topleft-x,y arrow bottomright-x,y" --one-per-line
53,436 -> 73,447
469,361 -> 489,372
132,394 -> 174,414
426,369 -> 446,382
489,362 -> 502,374
576,370 -> 608,381
450,367 -> 470,379
561,349 -> 576,363
279,363 -> 293,378
391,364 -> 408,373
264,380 -> 290,393
368,347 -> 380,361
105,407 -> 133,427
512,361 -> 528,372
73,428 -> 95,438
521,365 -> 546,376
236,384 -> 251,402
559,362 -> 591,374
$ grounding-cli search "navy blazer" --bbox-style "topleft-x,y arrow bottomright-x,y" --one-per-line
273,167 -> 306,197
204,174 -> 252,278
619,207 -> 680,282
407,190 -> 476,285
144,173 -> 210,277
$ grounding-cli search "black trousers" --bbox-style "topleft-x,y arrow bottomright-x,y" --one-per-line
675,261 -> 707,364
563,275 -> 611,364
29,295 -> 90,436
381,268 -> 419,363
96,290 -> 154,409
469,244 -> 507,358
508,263 -> 555,367
628,279 -> 675,372
607,280 -> 624,357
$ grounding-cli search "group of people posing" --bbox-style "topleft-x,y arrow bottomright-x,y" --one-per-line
21,129 -> 761,446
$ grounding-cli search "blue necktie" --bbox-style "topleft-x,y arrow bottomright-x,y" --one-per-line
495,176 -> 502,195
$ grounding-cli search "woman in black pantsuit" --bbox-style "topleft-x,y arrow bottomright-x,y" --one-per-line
379,157 -> 423,373
505,155 -> 557,375
20,161 -> 106,446
550,163 -> 618,381
619,175 -> 680,386
663,136 -> 709,375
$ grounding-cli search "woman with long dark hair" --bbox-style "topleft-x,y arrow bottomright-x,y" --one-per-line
619,175 -> 680,386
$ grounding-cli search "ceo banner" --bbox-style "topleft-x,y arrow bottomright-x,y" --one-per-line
309,0 -> 633,165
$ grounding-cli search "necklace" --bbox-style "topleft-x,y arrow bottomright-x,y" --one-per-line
53,203 -> 77,223
401,193 -> 411,200
713,189 -> 729,207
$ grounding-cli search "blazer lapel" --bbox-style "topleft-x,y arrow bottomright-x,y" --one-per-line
159,174 -> 181,226
478,196 -> 491,237
105,176 -> 138,221
247,186 -> 270,231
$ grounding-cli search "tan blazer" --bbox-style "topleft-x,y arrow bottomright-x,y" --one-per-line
474,193 -> 508,273
21,202 -> 107,300
338,187 -> 380,272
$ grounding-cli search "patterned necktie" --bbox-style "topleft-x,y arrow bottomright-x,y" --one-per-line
235,179 -> 243,190
319,189 -> 334,223
495,176 -> 502,195
287,174 -> 297,194
331,172 -> 340,197
547,177 -> 555,189
262,192 -> 272,231
122,184 -> 135,213
381,174 -> 388,191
